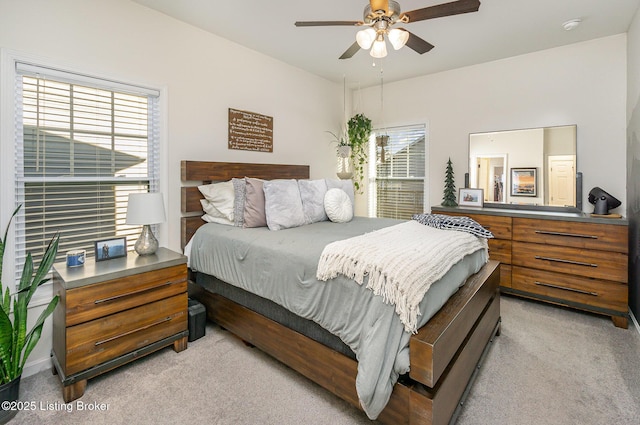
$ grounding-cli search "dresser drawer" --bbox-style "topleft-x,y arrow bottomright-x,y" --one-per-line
512,241 -> 627,283
513,218 -> 627,253
444,212 -> 512,240
488,239 -> 511,264
512,266 -> 628,313
499,264 -> 512,288
66,264 -> 187,326
65,294 -> 187,375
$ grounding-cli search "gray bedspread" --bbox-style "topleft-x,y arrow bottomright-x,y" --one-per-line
187,217 -> 488,419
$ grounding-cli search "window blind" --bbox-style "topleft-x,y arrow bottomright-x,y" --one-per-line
369,124 -> 426,219
14,64 -> 160,279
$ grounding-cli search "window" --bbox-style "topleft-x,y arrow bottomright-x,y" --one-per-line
13,63 -> 160,278
368,124 -> 426,219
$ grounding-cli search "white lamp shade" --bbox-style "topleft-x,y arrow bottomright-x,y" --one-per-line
126,192 -> 166,225
388,28 -> 409,50
356,28 -> 376,49
370,38 -> 388,58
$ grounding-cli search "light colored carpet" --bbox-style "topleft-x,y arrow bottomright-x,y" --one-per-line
11,295 -> 640,425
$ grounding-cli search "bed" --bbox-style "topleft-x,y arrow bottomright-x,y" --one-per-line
180,160 -> 501,425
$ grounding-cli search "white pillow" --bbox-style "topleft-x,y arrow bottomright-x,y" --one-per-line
200,199 -> 234,225
324,188 -> 353,223
325,179 -> 355,214
198,180 -> 235,222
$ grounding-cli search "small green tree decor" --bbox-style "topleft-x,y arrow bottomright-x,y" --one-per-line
442,157 -> 458,207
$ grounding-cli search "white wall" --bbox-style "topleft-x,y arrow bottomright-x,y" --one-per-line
355,35 -> 628,215
0,0 -> 340,378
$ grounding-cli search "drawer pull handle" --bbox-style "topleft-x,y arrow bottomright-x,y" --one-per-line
534,230 -> 597,239
94,281 -> 176,304
534,281 -> 598,297
94,316 -> 172,346
534,256 -> 597,268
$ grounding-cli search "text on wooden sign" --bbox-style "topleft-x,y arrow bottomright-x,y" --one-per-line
228,108 -> 273,152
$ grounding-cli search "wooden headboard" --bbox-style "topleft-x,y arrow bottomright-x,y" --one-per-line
180,160 -> 310,249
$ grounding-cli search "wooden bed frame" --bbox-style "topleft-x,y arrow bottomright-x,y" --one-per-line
180,160 -> 501,425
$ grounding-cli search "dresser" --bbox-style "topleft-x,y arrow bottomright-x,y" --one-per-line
432,206 -> 629,328
52,248 -> 189,402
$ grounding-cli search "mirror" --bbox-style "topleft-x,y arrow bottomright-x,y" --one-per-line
469,125 -> 579,212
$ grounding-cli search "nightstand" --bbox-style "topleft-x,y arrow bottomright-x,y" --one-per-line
51,247 -> 188,402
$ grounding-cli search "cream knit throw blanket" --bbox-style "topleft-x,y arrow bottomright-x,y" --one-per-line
316,221 -> 488,333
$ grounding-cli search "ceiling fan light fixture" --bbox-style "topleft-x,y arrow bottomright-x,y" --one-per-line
388,28 -> 409,50
356,28 -> 376,49
370,38 -> 388,58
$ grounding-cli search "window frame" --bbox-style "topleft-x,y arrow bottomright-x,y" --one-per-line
368,123 -> 428,219
0,50 -> 166,301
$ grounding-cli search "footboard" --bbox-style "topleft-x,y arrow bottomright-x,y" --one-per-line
410,258 -> 500,387
190,260 -> 500,425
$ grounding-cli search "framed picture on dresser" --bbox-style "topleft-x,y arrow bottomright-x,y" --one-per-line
459,188 -> 484,207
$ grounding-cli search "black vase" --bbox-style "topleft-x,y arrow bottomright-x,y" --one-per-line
0,376 -> 21,424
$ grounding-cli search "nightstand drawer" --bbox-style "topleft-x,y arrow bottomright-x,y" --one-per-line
513,218 -> 627,253
512,266 -> 628,313
512,241 -> 627,283
65,294 -> 187,375
66,265 -> 187,326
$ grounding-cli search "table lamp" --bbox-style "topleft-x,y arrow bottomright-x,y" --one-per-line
126,192 -> 166,255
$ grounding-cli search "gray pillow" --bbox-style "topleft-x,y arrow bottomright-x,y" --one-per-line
243,177 -> 267,228
325,179 -> 355,213
298,179 -> 328,224
232,177 -> 246,227
263,179 -> 306,231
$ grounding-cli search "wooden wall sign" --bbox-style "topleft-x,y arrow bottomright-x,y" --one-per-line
228,108 -> 273,152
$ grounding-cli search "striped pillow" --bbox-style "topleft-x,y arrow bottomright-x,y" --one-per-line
412,213 -> 494,239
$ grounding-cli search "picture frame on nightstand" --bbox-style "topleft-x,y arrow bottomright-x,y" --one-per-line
94,237 -> 127,261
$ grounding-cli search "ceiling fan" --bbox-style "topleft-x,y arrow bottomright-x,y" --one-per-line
295,0 -> 481,59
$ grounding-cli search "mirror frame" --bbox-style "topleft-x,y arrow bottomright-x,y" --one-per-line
468,126 -> 582,214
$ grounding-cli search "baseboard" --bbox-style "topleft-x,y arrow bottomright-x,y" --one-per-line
22,355 -> 53,379
631,309 -> 640,336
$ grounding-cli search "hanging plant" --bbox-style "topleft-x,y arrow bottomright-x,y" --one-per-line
326,127 -> 353,179
347,113 -> 372,194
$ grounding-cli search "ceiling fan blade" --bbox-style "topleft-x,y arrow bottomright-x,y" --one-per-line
402,30 -> 435,54
402,0 -> 480,23
295,20 -> 362,27
370,0 -> 390,14
339,41 -> 361,60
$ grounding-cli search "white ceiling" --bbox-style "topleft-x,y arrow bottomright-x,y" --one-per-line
132,0 -> 640,88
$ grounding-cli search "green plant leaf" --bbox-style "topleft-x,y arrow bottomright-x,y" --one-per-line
0,205 -> 22,297
25,234 -> 59,306
19,295 -> 59,373
0,308 -> 13,383
1,287 -> 9,316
